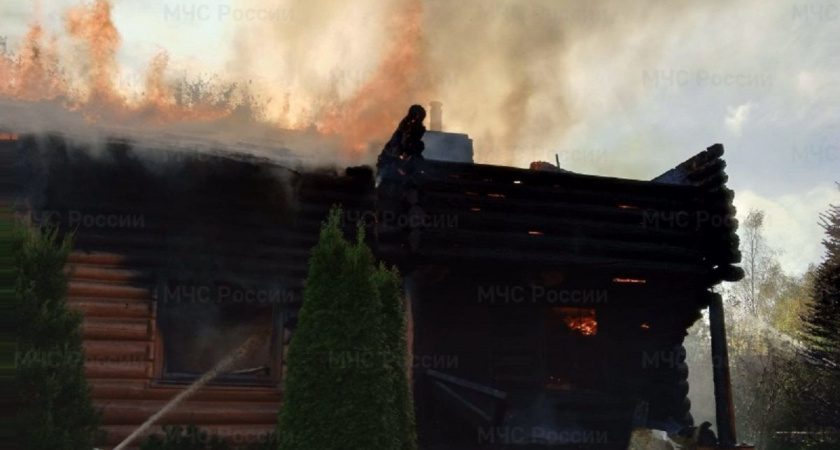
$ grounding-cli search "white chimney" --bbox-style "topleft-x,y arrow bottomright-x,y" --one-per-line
429,101 -> 442,131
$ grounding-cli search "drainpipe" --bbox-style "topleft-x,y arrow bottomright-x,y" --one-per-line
709,292 -> 737,446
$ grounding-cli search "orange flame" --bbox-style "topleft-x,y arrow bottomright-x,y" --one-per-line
317,0 -> 432,154
553,307 -> 598,336
565,316 -> 597,336
0,20 -> 67,100
0,1 -> 248,128
64,0 -> 121,107
2,0 -> 435,158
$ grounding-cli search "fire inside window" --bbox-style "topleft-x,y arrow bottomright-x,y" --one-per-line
156,280 -> 284,385
550,307 -> 598,336
543,307 -> 599,390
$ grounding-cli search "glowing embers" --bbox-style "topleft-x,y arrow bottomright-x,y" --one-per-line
550,307 -> 597,336
0,133 -> 18,141
613,277 -> 647,284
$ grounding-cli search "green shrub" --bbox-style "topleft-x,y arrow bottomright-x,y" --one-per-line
13,223 -> 103,449
276,206 -> 417,449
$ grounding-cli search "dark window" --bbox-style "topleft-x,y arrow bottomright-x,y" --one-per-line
156,280 -> 285,386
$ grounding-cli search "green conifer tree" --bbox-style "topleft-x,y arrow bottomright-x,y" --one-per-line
277,207 -> 416,449
371,263 -> 417,450
14,224 -> 103,450
802,204 -> 840,432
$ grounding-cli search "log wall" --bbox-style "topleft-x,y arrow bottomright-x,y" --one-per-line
15,134 -> 374,449
10,132 -> 744,449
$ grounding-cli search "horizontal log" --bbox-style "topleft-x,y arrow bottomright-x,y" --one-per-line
68,249 -> 310,280
84,341 -> 153,360
378,227 -> 728,276
40,182 -> 363,224
687,158 -> 727,183
101,423 -> 277,447
48,197 -> 367,232
83,317 -> 152,341
379,245 -> 712,281
417,159 -> 700,201
414,228 -> 707,265
37,206 -> 309,235
653,144 -> 725,184
712,264 -> 745,283
393,206 -> 705,248
65,265 -> 306,293
97,400 -> 281,425
85,359 -> 152,379
698,172 -> 728,191
410,190 -> 727,231
85,356 -> 154,379
70,281 -> 152,300
67,264 -> 151,283
70,298 -> 152,318
90,379 -> 283,403
68,251 -> 131,266
72,229 -> 318,252
408,176 -> 700,211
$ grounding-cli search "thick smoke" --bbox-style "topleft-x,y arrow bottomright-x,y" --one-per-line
229,0 -> 733,166
2,0 -> 755,168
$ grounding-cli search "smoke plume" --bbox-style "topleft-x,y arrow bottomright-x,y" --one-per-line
1,0 -> 731,166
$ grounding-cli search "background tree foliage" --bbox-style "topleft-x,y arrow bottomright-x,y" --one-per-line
685,208 -> 823,450
276,207 -> 417,450
801,203 -> 840,443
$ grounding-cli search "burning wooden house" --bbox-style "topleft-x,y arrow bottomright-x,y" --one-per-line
3,105 -> 745,449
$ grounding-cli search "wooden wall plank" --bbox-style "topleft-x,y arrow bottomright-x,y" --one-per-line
89,379 -> 282,403
97,400 -> 281,425
83,317 -> 152,341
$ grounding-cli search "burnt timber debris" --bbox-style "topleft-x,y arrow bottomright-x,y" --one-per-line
4,109 -> 746,448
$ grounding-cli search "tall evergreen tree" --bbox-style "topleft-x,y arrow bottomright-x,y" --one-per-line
277,207 -> 417,449
14,224 -> 103,450
802,202 -> 840,429
371,263 -> 417,450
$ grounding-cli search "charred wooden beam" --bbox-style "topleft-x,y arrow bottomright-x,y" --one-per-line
412,227 -> 708,264
422,159 -> 699,199
412,174 -> 701,210
709,292 -> 737,446
653,143 -> 726,186
377,245 -> 714,281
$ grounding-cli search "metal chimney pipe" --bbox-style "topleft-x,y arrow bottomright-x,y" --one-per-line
429,101 -> 442,131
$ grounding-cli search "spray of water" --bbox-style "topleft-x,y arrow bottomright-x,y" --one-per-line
113,330 -> 270,450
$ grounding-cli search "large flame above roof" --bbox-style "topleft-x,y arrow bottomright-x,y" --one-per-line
0,0 -> 430,158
